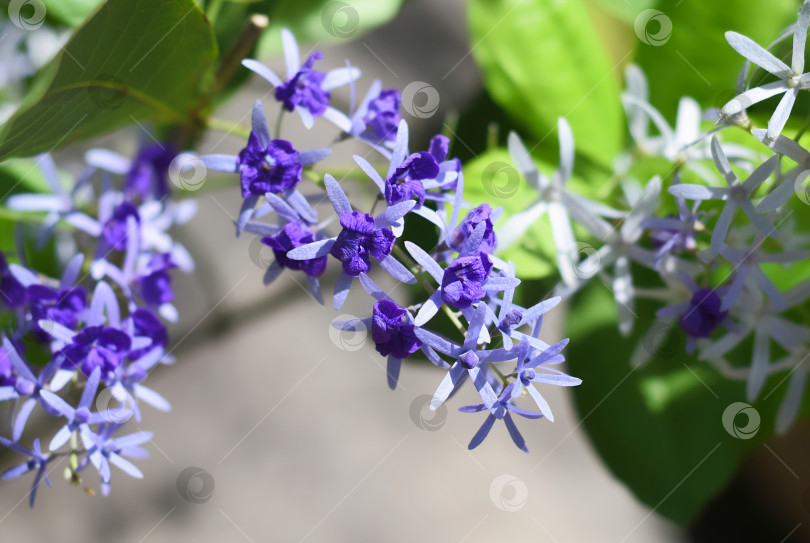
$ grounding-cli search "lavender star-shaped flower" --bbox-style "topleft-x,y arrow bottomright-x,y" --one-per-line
501,120 -> 625,286
668,137 -> 778,255
720,1 -> 810,140
43,367 -> 115,451
486,262 -> 560,350
414,304 -> 515,411
242,28 -> 360,129
459,383 -> 543,453
5,153 -> 99,248
556,176 -> 665,336
509,340 -> 578,422
0,437 -> 52,507
0,336 -> 72,442
78,425 -> 152,496
642,175 -> 704,267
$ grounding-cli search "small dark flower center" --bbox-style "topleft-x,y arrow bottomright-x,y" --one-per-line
459,351 -> 480,370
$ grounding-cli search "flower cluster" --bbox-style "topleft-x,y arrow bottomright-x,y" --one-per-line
8,1 -> 810,507
489,1 -> 810,433
0,142 -> 192,504
198,29 -> 580,453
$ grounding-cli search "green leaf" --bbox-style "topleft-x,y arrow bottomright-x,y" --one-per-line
634,0 -> 798,118
0,0 -> 218,162
585,0 -> 656,24
564,279 -> 810,525
0,215 -> 16,253
468,0 -> 624,168
42,0 -> 104,27
0,158 -> 50,195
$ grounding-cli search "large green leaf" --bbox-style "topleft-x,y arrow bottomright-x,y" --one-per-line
564,280 -> 810,525
468,0 -> 624,168
0,159 -> 49,195
41,0 -> 104,27
634,0 -> 797,118
0,0 -> 218,162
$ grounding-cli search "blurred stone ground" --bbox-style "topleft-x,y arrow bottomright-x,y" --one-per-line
0,1 -> 686,541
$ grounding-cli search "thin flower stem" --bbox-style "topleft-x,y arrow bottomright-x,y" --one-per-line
275,109 -> 284,139
206,117 -> 250,139
214,13 -> 268,95
368,194 -> 383,217
488,363 -> 510,386
69,430 -> 79,472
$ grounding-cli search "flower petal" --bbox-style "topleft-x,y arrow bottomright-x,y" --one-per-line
725,31 -> 790,78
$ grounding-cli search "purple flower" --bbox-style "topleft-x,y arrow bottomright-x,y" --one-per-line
450,204 -> 497,254
114,347 -> 172,419
275,51 -> 330,116
27,284 -> 87,337
371,300 -> 421,359
79,425 -> 152,496
286,174 -> 415,309
487,263 -> 560,350
679,288 -> 728,339
0,337 -> 70,442
427,134 -> 460,193
441,252 -> 493,310
238,134 -> 303,197
262,222 -> 327,277
459,383 -> 543,453
363,89 -> 401,142
334,275 -> 446,390
414,304 -> 513,411
242,29 -> 359,129
198,100 -> 330,237
44,368 -> 111,451
129,309 -> 167,360
667,137 -> 778,255
331,211 -> 396,276
103,201 -> 140,251
508,341 -> 579,422
385,152 -> 439,205
126,144 -> 177,200
429,134 -> 450,161
0,346 -> 15,388
0,437 -> 52,507
405,240 -> 519,326
139,253 -> 176,307
643,174 -> 703,267
59,326 -> 132,378
0,254 -> 25,308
